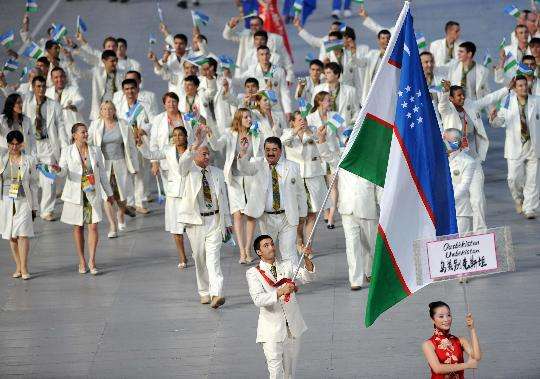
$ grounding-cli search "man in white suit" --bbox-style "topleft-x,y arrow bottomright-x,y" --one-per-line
429,21 -> 462,67
23,76 -> 67,221
295,59 -> 324,102
46,67 -> 84,136
113,71 -> 159,119
421,52 -> 445,126
439,80 -> 510,231
237,136 -> 307,263
312,62 -> 358,126
246,235 -> 315,379
444,128 -> 475,234
491,75 -> 540,219
178,138 -> 232,309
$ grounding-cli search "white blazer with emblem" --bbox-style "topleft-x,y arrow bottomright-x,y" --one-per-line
449,150 -> 475,217
429,38 -> 462,67
311,82 -> 358,126
246,259 -> 315,343
236,156 -> 307,224
491,93 -> 540,159
0,151 -> 38,210
138,144 -> 187,198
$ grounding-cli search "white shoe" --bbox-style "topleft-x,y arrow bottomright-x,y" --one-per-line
118,223 -> 126,231
343,9 -> 352,18
108,231 -> 118,238
331,9 -> 340,19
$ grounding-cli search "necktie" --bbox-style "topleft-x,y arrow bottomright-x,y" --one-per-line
446,42 -> 453,63
56,90 -> 62,103
271,164 -> 281,211
460,111 -> 470,149
460,62 -> 475,95
35,100 -> 44,139
304,179 -> 312,213
201,169 -> 213,209
270,265 -> 277,280
519,101 -> 530,144
112,72 -> 117,93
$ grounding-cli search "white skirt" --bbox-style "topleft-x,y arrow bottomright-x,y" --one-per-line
304,176 -> 330,213
61,195 -> 103,226
165,196 -> 185,235
227,175 -> 250,214
0,196 -> 34,239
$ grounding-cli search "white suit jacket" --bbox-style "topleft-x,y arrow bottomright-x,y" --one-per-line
444,61 -> 490,100
87,119 -> 139,173
45,85 -> 85,136
139,144 -> 187,198
492,93 -> 540,159
117,56 -> 141,73
438,87 -> 508,161
242,63 -> 292,114
22,95 -> 67,162
311,83 -> 358,126
246,259 -> 315,343
149,111 -> 195,169
113,90 -> 159,119
177,151 -> 232,235
112,96 -> 152,134
449,151 -> 475,217
0,151 -> 38,210
58,144 -> 113,207
223,25 -> 294,82
429,38 -> 462,67
237,156 -> 307,223
0,114 -> 36,157
281,128 -> 325,178
252,110 -> 286,140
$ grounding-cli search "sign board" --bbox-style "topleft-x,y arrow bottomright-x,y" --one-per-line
426,232 -> 498,280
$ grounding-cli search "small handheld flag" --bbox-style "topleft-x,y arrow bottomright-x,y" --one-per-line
26,0 -> 38,13
326,113 -> 345,133
352,0 -> 365,4
293,0 -> 303,15
37,164 -> 58,180
338,22 -> 347,32
241,11 -> 258,20
155,176 -> 166,205
156,1 -> 164,22
51,23 -> 68,42
149,33 -> 157,47
517,62 -> 534,76
503,52 -> 518,73
76,16 -> 87,33
498,37 -> 507,50
22,42 -> 43,59
482,49 -> 492,67
504,4 -> 521,18
415,32 -> 426,50
218,54 -> 236,70
20,66 -> 29,81
298,98 -> 312,118
324,39 -> 344,53
183,112 -> 199,128
249,121 -> 260,137
3,58 -> 19,72
304,52 -> 316,63
0,30 -> 15,48
191,10 -> 210,27
186,54 -> 208,67
126,102 -> 143,125
261,89 -> 278,104
428,84 -> 443,94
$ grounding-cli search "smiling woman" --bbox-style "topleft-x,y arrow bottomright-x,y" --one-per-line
422,301 -> 482,378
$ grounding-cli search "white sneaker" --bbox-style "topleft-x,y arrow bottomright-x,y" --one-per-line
108,231 -> 118,238
118,223 -> 126,231
343,9 -> 352,18
331,9 -> 340,19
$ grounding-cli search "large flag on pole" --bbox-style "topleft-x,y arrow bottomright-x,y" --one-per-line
259,0 -> 293,62
338,1 -> 457,327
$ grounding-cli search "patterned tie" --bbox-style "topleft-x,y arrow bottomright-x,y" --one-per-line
304,179 -> 312,213
460,112 -> 469,149
271,164 -> 281,211
34,100 -> 45,140
201,169 -> 213,209
270,265 -> 277,280
112,72 -> 117,93
519,100 -> 530,144
460,62 -> 475,96
446,42 -> 453,64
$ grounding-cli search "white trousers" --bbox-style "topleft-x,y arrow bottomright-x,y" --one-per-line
38,171 -> 56,214
128,153 -> 148,207
341,214 -> 376,287
259,212 -> 298,264
262,332 -> 301,379
185,214 -> 224,297
507,142 -> 539,214
469,161 -> 487,231
457,216 -> 473,235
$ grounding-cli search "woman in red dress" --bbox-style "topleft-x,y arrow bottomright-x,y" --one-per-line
422,301 -> 482,378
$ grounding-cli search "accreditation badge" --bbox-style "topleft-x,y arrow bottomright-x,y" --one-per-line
8,182 -> 20,199
81,173 -> 96,193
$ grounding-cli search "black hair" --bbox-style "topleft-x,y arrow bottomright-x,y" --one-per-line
251,16 -> 264,25
32,75 -> 46,86
126,70 -> 142,81
173,33 -> 188,44
530,37 -> 540,46
198,34 -> 208,43
116,37 -> 127,47
2,93 -> 22,125
206,57 -> 218,72
515,75 -> 528,84
245,77 -> 259,88
449,85 -> 463,97
522,55 -> 535,63
420,51 -> 434,59
71,122 -> 86,135
184,75 -> 200,87
6,130 -> 24,144
36,56 -> 50,66
254,30 -> 268,40
121,78 -> 138,88
101,49 -> 117,60
173,126 -> 188,138
162,91 -> 179,104
378,29 -> 391,39
328,31 -> 343,40
459,41 -> 476,57
515,24 -> 528,31
257,45 -> 270,53
444,21 -> 460,33
429,301 -> 450,318
253,234 -> 273,254
343,27 -> 356,41
45,40 -> 59,51
309,59 -> 324,69
50,66 -> 65,75
324,62 -> 342,76
102,36 -> 117,49
264,136 -> 282,150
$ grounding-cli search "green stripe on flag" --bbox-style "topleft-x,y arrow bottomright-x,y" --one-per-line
504,59 -> 517,73
365,232 -> 409,327
339,114 -> 392,187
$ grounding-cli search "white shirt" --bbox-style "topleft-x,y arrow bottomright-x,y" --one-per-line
264,160 -> 286,212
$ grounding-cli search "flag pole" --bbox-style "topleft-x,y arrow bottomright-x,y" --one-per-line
460,279 -> 470,314
292,169 -> 339,281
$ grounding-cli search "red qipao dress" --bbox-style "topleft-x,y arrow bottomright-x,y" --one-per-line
428,328 -> 465,379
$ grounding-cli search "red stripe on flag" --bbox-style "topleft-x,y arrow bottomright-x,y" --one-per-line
377,224 -> 411,296
366,113 -> 394,129
388,59 -> 401,69
391,125 -> 437,227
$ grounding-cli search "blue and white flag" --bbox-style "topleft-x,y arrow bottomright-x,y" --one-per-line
76,16 -> 87,33
156,1 -> 164,22
304,52 -> 316,63
326,112 -> 345,133
191,10 -> 209,27
3,58 -> 19,72
0,30 -> 15,48
51,23 -> 68,41
126,102 -> 143,125
22,41 -> 43,59
218,54 -> 236,70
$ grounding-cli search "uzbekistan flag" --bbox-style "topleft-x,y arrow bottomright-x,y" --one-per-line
126,102 -> 143,125
191,10 -> 210,27
338,1 -> 457,327
0,30 -> 15,48
26,0 -> 38,13
3,58 -> 19,72
22,41 -> 43,59
76,16 -> 88,33
504,4 -> 520,18
52,23 -> 68,42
